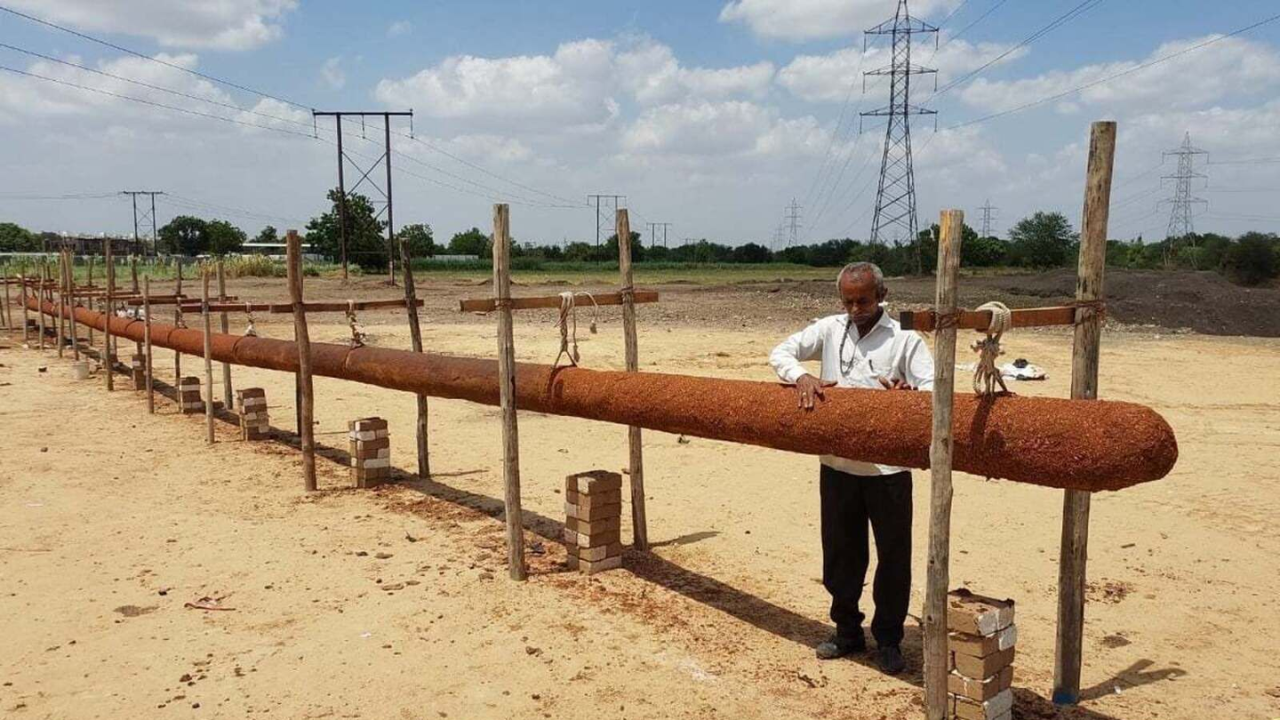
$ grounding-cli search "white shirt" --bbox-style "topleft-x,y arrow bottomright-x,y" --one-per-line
769,309 -> 935,476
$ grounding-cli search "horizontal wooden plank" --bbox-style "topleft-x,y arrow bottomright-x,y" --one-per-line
458,290 -> 659,313
898,306 -> 1080,332
176,298 -> 424,314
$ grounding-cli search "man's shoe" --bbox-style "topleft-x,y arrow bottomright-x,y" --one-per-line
815,632 -> 866,660
877,645 -> 906,674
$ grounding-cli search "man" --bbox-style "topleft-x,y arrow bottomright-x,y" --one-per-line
769,262 -> 934,674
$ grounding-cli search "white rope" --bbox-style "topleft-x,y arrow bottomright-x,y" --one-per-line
243,302 -> 258,337
553,291 -> 600,368
346,299 -> 366,348
971,301 -> 1012,396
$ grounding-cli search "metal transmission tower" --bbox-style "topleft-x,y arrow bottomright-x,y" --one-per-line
646,222 -> 672,249
979,199 -> 999,238
1162,132 -> 1208,242
785,198 -> 803,247
861,0 -> 937,247
313,110 -> 414,283
120,190 -> 163,256
587,194 -> 626,251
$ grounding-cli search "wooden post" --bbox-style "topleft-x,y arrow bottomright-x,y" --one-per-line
617,209 -> 649,551
202,266 -> 215,444
1053,120 -> 1117,706
56,253 -> 66,358
85,256 -> 94,346
37,260 -> 47,351
287,230 -> 317,492
923,209 -> 964,720
19,273 -> 29,342
2,274 -> 10,329
104,242 -> 114,389
217,260 -> 233,409
130,255 -> 139,294
493,204 -> 527,581
66,251 -> 79,360
144,276 -> 155,414
174,258 -> 183,392
399,235 -> 430,478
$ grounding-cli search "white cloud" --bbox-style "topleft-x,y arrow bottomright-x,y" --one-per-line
778,39 -> 1029,103
375,39 -> 618,129
622,100 -> 823,159
321,56 -> 346,90
4,0 -> 297,51
388,20 -> 413,37
719,0 -> 959,42
959,35 -> 1280,115
616,40 -> 773,105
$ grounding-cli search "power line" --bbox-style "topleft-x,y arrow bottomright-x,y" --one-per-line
0,3 -> 311,111
945,11 -> 1280,130
932,0 -> 1106,99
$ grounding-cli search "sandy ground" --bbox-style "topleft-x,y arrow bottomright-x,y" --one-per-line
2,279 -> 1280,720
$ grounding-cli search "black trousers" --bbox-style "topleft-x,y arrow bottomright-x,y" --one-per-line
820,465 -> 913,647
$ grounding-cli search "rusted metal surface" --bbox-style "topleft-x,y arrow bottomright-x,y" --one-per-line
32,298 -> 1178,491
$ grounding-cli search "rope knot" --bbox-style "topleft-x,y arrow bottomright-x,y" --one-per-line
972,301 -> 1012,396
346,299 -> 366,348
553,291 -> 601,368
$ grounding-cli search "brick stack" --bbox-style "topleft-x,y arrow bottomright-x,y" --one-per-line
947,589 -> 1017,720
130,353 -> 146,390
178,376 -> 203,414
349,417 -> 390,488
237,387 -> 269,440
563,470 -> 623,574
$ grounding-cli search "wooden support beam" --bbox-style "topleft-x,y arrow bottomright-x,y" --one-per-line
2,274 -> 10,330
899,305 -> 1081,333
217,261 -> 233,410
924,209 -> 964,720
143,276 -> 154,414
1053,120 -> 1116,706
130,255 -> 139,294
399,233 -> 430,478
37,260 -> 46,351
19,272 -> 29,342
493,204 -> 527,581
618,209 -> 648,552
66,251 -> 80,361
287,231 -> 317,492
202,267 -> 215,445
459,290 -> 658,314
55,254 -> 65,358
176,298 -> 422,314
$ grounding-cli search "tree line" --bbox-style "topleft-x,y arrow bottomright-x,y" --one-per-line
2,193 -> 1276,286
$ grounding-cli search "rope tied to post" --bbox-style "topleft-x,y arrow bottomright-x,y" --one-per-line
243,302 -> 258,337
971,301 -> 1012,396
1071,299 -> 1107,324
553,291 -> 600,368
346,300 -> 366,348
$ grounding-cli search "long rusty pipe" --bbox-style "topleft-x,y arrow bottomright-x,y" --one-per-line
36,299 -> 1177,491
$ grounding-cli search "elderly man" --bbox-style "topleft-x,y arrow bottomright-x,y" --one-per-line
769,262 -> 934,674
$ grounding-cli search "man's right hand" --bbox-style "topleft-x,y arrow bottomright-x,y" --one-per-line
795,374 -> 836,410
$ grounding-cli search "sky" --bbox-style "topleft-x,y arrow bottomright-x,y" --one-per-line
1,0 -> 1278,247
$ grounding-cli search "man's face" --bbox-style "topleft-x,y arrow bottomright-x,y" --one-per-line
839,272 -> 887,327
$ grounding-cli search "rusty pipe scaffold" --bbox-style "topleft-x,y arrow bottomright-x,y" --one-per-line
34,298 -> 1177,491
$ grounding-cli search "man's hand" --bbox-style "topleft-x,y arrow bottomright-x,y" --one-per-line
878,375 -> 917,391
795,374 -> 836,410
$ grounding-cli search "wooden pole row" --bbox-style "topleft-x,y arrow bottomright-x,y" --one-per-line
458,290 -> 659,314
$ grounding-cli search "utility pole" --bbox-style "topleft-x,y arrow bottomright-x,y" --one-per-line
785,199 -> 803,247
120,191 -> 163,256
979,199 -> 999,238
646,222 -> 672,249
1162,132 -> 1208,247
587,195 -> 625,253
861,0 -> 937,247
313,110 -> 414,282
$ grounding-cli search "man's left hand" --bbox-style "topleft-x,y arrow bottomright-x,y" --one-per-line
878,376 -> 916,391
